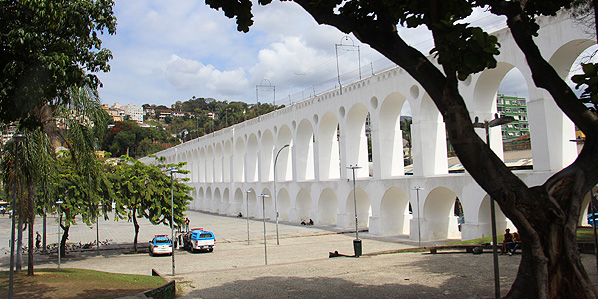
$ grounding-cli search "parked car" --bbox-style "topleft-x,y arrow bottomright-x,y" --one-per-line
149,235 -> 173,256
182,228 -> 216,253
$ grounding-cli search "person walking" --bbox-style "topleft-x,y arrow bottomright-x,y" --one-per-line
35,231 -> 41,250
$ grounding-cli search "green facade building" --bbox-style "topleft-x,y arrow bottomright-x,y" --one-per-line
496,93 -> 529,139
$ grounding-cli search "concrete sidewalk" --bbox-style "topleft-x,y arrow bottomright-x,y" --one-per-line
1,211 -> 597,298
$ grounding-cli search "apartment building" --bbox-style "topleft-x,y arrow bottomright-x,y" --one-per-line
496,93 -> 530,139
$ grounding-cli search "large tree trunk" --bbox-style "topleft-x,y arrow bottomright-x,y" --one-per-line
60,223 -> 69,258
293,2 -> 598,297
133,208 -> 139,253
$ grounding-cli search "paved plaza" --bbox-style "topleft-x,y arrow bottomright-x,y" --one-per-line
1,210 -> 597,298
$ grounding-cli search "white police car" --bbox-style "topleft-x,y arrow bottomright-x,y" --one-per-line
149,235 -> 173,256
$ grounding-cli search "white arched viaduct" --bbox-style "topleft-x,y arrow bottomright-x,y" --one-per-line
142,14 -> 594,242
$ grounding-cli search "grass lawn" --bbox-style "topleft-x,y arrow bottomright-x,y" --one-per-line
447,226 -> 598,245
0,268 -> 166,299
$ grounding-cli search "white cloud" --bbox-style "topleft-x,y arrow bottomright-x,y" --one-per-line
96,1 -> 556,108
165,55 -> 249,95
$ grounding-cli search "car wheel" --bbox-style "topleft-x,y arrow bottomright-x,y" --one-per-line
209,248 -> 213,252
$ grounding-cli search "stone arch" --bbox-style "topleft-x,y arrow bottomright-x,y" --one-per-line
277,188 -> 291,221
276,125 -> 293,181
318,188 -> 338,225
580,190 -> 596,226
296,119 -> 315,181
223,140 -> 232,182
548,39 -> 596,79
472,62 -> 520,159
206,187 -> 213,212
233,137 -> 245,182
261,129 -> 275,181
380,187 -> 410,236
295,189 -> 313,223
345,103 -> 370,178
318,112 -> 341,180
197,187 -> 204,210
246,134 -> 259,182
213,188 -> 222,214
192,149 -> 199,182
246,188 -> 258,218
199,148 -> 206,183
231,188 -> 244,216
214,143 -> 223,183
378,93 -> 407,177
423,187 -> 459,240
259,188 -> 272,219
478,195 -> 513,238
221,188 -> 230,215
206,146 -> 214,183
346,187 -> 371,229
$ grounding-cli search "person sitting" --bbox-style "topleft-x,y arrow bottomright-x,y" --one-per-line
238,212 -> 243,217
301,220 -> 307,225
500,228 -> 513,255
508,232 -> 521,256
309,219 -> 314,225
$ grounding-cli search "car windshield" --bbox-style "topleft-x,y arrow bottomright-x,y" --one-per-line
155,239 -> 170,244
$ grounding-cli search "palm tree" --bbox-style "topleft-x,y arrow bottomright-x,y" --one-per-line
2,85 -> 110,275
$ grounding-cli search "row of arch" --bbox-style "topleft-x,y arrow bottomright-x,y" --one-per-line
145,14 -> 596,241
189,184 -> 516,241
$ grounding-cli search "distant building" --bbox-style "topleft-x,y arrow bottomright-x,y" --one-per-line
144,107 -> 155,117
102,104 -> 124,122
157,109 -> 173,121
496,93 -> 530,139
123,104 -> 144,123
0,125 -> 17,147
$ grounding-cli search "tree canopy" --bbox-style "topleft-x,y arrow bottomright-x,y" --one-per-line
207,0 -> 598,298
0,0 -> 116,126
112,155 -> 193,252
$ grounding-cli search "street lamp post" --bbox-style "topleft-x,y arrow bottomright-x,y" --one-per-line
56,199 -> 63,269
260,193 -> 270,265
8,133 -> 24,299
273,144 -> 289,245
245,189 -> 251,245
412,187 -> 423,248
473,114 -> 515,299
347,165 -> 362,257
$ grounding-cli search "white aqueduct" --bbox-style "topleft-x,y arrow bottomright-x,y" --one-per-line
142,14 -> 596,242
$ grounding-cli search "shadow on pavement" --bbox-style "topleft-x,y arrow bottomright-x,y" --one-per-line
181,276 -> 449,299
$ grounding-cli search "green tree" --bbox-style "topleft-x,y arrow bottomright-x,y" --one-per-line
51,150 -> 113,259
0,0 -> 116,126
112,156 -> 193,253
207,1 -> 598,297
1,85 -> 111,275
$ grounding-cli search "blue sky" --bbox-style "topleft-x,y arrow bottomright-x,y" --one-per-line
95,1 -> 590,111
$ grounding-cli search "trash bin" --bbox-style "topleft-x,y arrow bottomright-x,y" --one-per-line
353,239 -> 362,257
